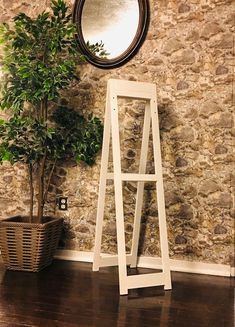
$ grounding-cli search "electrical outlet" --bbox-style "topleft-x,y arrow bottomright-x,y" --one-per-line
57,197 -> 68,210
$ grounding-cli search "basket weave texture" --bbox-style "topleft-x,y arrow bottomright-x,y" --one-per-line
0,216 -> 63,272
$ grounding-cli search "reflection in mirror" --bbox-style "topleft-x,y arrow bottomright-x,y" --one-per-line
81,0 -> 139,59
73,0 -> 149,69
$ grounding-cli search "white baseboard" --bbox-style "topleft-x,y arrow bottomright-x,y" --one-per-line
55,250 -> 94,263
138,256 -> 232,277
55,249 -> 233,277
230,267 -> 235,277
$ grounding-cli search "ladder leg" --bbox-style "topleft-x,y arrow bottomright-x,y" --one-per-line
110,90 -> 128,295
150,97 -> 172,290
93,91 -> 111,272
130,101 -> 151,268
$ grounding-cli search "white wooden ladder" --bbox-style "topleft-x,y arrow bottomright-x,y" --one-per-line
93,79 -> 171,295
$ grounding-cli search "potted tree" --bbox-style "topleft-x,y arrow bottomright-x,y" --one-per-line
0,0 -> 103,272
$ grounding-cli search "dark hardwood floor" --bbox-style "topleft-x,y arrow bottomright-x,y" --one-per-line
0,259 -> 234,327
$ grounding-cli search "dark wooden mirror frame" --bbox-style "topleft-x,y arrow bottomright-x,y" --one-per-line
72,0 -> 150,69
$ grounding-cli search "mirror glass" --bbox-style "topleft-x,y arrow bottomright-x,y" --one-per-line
73,0 -> 149,69
81,0 -> 139,59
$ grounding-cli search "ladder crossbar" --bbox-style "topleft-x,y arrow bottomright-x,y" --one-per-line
99,254 -> 133,267
106,173 -> 157,182
109,78 -> 156,100
127,272 -> 165,289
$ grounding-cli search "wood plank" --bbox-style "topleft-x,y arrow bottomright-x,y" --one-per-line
99,254 -> 133,267
110,86 -> 128,295
127,272 -> 165,289
109,79 -> 156,100
130,101 -> 151,268
92,84 -> 112,272
106,173 -> 157,182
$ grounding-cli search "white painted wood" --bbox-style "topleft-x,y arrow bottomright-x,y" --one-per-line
92,86 -> 112,272
230,267 -> 235,277
130,102 -> 151,268
110,82 -> 128,295
92,79 -> 172,295
108,79 -> 156,100
106,173 -> 157,181
55,250 -> 232,277
137,256 -> 232,277
150,95 -> 172,290
55,250 -> 93,262
99,254 -> 133,267
127,272 -> 165,289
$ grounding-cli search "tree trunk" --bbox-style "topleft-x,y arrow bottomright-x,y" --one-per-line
43,159 -> 57,204
40,97 -> 48,121
37,155 -> 47,223
36,96 -> 48,223
28,163 -> 34,223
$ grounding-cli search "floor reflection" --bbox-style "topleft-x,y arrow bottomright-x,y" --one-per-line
92,266 -> 172,327
117,289 -> 172,327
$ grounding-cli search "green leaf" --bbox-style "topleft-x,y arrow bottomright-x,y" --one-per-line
2,150 -> 12,161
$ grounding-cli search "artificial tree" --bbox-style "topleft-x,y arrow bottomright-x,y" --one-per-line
0,0 -> 103,224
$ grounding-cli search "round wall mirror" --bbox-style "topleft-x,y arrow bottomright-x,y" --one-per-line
73,0 -> 149,69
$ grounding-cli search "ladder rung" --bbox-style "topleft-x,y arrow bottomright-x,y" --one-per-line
106,173 -> 157,182
99,254 -> 133,267
127,272 -> 165,289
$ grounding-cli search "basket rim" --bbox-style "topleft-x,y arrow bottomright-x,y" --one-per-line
0,215 -> 63,229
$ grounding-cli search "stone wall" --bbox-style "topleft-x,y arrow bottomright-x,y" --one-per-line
0,0 -> 234,266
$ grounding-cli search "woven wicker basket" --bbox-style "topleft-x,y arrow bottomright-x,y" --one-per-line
0,216 -> 63,272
